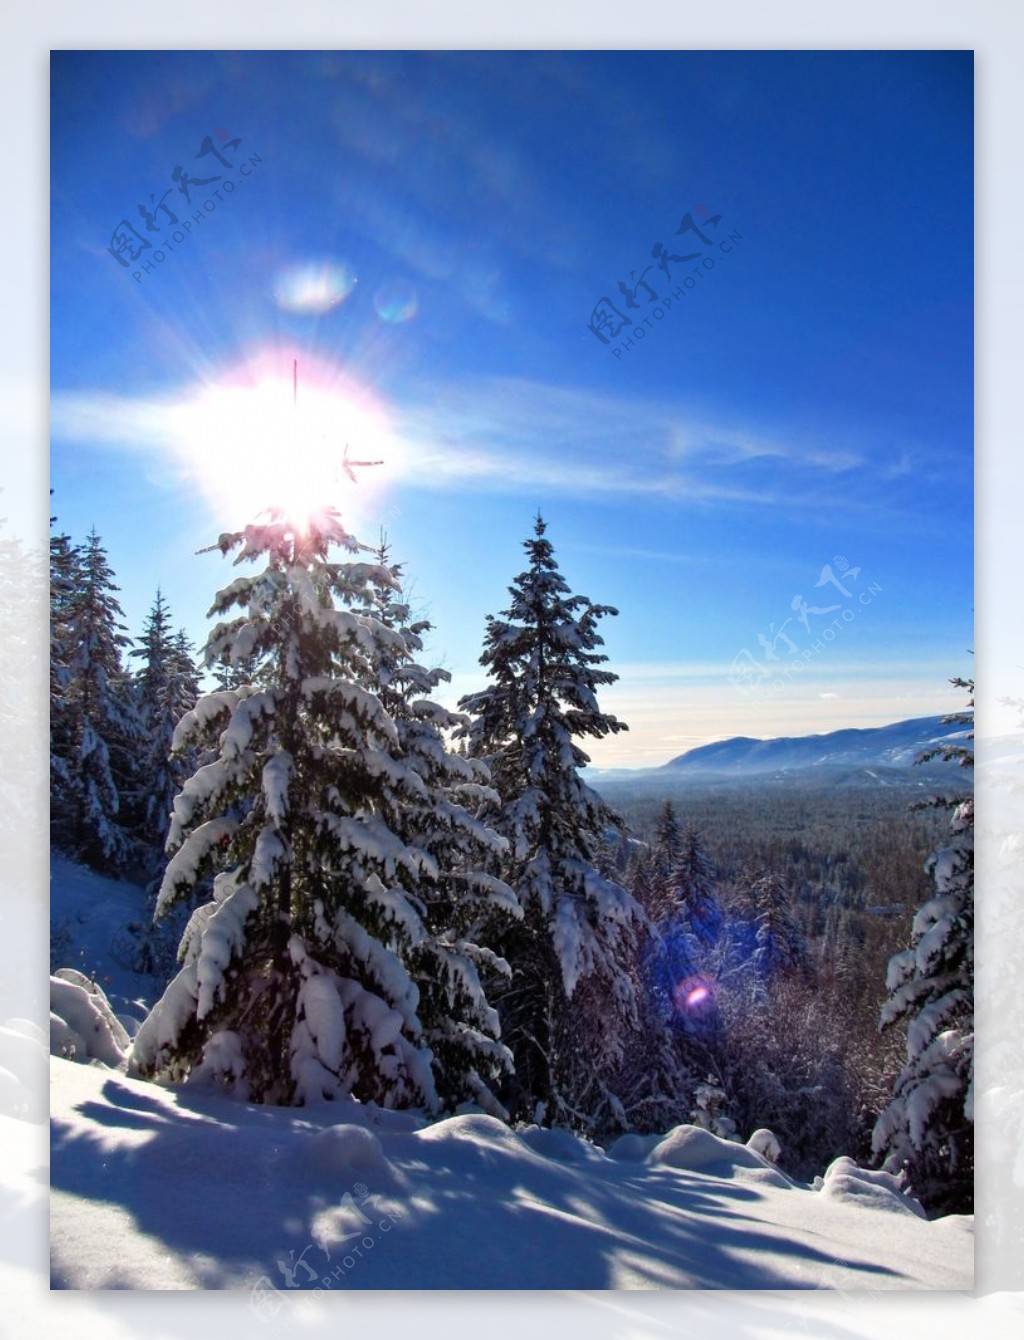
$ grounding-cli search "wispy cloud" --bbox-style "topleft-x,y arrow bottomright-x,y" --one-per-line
394,375 -> 871,505
51,370 -> 925,519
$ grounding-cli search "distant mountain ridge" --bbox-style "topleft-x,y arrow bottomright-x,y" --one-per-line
663,715 -> 969,776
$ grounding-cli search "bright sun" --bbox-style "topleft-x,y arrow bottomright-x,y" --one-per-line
172,351 -> 403,531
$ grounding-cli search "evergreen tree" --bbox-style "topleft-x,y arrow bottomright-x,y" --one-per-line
56,529 -> 140,871
626,844 -> 656,918
873,678 -> 974,1214
458,515 -> 644,1132
643,800 -> 688,928
750,869 -> 805,980
49,524 -> 81,850
650,800 -> 682,916
171,629 -> 203,713
672,823 -> 722,947
129,593 -> 203,878
131,507 -> 514,1110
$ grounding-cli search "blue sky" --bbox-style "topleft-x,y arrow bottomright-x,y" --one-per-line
50,49 -> 973,767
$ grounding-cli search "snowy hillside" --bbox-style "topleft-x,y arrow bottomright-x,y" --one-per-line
663,716 -> 968,776
49,852 -> 168,1031
50,1055 -> 972,1291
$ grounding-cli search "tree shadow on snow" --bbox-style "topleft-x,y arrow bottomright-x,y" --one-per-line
50,1079 -> 912,1294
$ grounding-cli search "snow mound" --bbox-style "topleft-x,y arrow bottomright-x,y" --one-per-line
819,1155 -> 927,1217
413,1111 -> 530,1155
49,971 -> 129,1068
746,1127 -> 782,1163
517,1124 -> 608,1165
606,1131 -> 664,1161
647,1124 -> 790,1185
305,1123 -> 394,1180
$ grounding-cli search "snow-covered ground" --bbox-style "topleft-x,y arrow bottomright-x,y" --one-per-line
50,1054 -> 972,1292
42,853 -> 974,1295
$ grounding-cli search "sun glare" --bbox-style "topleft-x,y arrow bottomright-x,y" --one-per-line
172,351 -> 403,531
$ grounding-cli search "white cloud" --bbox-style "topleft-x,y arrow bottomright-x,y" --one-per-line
50,371 -> 917,518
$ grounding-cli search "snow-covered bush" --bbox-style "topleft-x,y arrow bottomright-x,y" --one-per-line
746,1127 -> 782,1163
690,1078 -> 739,1140
50,969 -> 129,1068
819,1154 -> 926,1218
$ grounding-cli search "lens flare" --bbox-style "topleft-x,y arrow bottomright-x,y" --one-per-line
373,281 -> 418,323
273,260 -> 357,315
672,975 -> 716,1015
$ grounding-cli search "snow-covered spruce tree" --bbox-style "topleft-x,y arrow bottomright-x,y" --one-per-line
57,530 -> 141,871
361,541 -> 521,1114
873,678 -> 974,1214
626,843 -> 656,918
750,869 -> 806,981
457,515 -> 644,1132
129,591 -> 202,879
649,800 -> 682,919
131,507 -> 513,1111
49,524 -> 81,851
672,823 -> 723,947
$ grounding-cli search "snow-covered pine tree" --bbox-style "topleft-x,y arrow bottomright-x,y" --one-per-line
625,844 -> 656,918
672,823 -> 723,947
171,629 -> 203,717
873,678 -> 974,1214
131,506 -> 512,1112
361,540 -> 521,1114
56,529 -> 141,871
49,523 -> 81,851
649,800 -> 682,919
457,515 -> 644,1132
130,591 -> 202,878
750,869 -> 805,981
